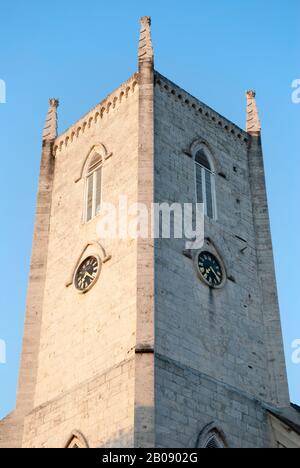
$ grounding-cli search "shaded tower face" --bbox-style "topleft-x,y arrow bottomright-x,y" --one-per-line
153,74 -> 290,447
0,17 -> 297,449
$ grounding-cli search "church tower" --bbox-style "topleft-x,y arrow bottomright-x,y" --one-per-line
1,17 -> 299,448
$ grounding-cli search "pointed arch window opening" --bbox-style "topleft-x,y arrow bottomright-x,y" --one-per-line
194,149 -> 217,220
67,439 -> 81,448
84,153 -> 103,223
197,424 -> 227,449
65,431 -> 89,448
204,435 -> 224,449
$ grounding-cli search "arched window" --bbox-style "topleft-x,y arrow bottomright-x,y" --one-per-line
67,438 -> 81,448
196,423 -> 227,449
84,152 -> 102,222
194,148 -> 216,220
204,434 -> 225,449
65,431 -> 89,448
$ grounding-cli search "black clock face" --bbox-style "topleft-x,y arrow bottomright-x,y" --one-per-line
197,251 -> 223,287
75,256 -> 99,292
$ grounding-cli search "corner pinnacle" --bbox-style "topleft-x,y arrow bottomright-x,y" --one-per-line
138,16 -> 154,67
43,98 -> 59,141
246,90 -> 261,134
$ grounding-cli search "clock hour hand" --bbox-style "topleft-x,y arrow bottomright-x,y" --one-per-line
85,272 -> 94,280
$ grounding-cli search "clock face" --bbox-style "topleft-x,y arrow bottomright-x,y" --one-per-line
197,251 -> 223,287
75,256 -> 99,292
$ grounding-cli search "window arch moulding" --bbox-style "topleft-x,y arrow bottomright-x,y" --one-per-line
65,240 -> 112,288
191,139 -> 218,220
65,430 -> 89,448
196,422 -> 228,449
75,143 -> 113,184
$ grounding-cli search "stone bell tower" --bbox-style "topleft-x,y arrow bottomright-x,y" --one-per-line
1,17 -> 299,448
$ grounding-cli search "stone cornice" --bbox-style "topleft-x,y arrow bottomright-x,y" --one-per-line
154,71 -> 249,144
53,73 -> 138,156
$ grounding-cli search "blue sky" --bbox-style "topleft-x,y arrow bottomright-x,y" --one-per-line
0,0 -> 299,419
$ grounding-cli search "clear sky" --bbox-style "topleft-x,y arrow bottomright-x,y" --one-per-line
0,0 -> 299,419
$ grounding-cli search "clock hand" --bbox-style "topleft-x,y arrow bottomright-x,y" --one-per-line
210,267 -> 219,279
85,272 -> 94,280
81,272 -> 88,282
207,266 -> 218,281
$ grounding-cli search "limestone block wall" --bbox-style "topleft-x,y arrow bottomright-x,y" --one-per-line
21,75 -> 140,447
153,72 -> 289,445
154,73 -> 268,396
0,413 -> 23,448
155,356 -> 272,448
23,358 -> 135,448
247,133 -> 289,407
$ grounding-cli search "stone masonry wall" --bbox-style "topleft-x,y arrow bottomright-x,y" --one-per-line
153,72 -> 287,446
21,75 -> 139,447
156,355 -> 272,448
23,358 -> 135,448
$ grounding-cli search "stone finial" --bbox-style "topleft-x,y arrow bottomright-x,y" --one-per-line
246,90 -> 261,133
43,98 -> 59,141
138,16 -> 154,66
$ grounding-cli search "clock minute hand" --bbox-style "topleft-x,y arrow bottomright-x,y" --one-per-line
85,272 -> 94,280
209,266 -> 218,280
